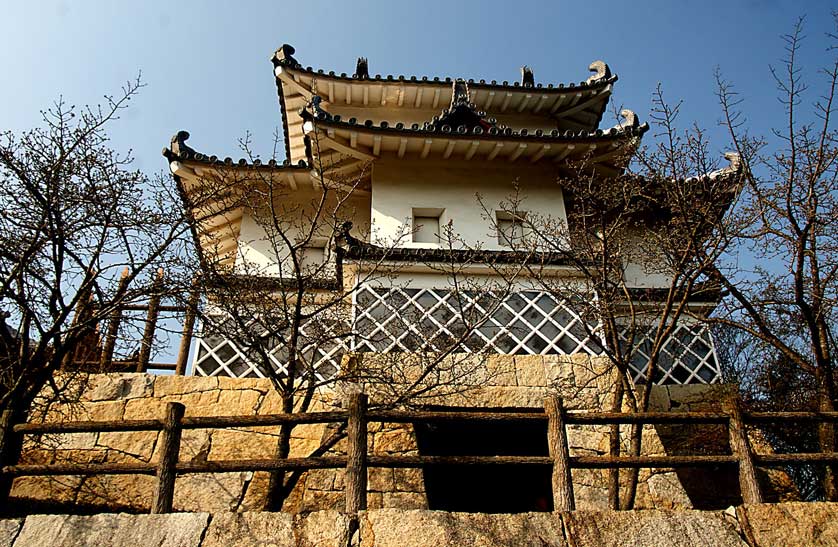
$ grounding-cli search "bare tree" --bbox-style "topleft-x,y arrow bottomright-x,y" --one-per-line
0,77 -> 194,499
690,16 -> 838,500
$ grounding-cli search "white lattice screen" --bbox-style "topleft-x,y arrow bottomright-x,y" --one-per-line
192,285 -> 721,385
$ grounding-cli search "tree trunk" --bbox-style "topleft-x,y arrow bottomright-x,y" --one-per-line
607,380 -> 624,510
620,423 -> 642,510
0,405 -> 26,511
264,421 -> 294,511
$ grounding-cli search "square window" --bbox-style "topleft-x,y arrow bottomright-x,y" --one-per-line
412,208 -> 444,244
300,245 -> 326,272
496,211 -> 528,246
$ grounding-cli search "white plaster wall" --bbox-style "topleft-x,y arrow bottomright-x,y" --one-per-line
370,160 -> 567,251
234,189 -> 370,276
621,230 -> 674,289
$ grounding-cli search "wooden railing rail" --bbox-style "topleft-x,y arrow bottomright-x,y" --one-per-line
4,396 -> 838,514
65,267 -> 200,375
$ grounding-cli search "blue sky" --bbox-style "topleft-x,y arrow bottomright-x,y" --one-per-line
3,0 -> 837,174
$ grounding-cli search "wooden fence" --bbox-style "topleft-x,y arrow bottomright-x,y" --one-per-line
67,268 -> 200,375
2,394 -> 838,514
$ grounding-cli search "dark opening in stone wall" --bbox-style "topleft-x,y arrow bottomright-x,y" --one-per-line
413,407 -> 552,513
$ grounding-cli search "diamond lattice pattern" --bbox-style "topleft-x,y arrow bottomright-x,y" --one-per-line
193,316 -> 347,380
192,286 -> 721,385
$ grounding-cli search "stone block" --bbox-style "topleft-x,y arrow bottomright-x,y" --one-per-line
97,431 -> 158,460
481,386 -> 546,408
216,376 -> 272,392
289,435 -> 323,458
11,513 -> 209,547
238,471 -> 272,512
374,427 -> 416,454
214,389 -> 264,415
11,474 -> 84,507
563,510 -> 746,547
123,398 -> 167,420
382,492 -> 427,509
80,400 -> 126,421
201,512 -> 294,547
166,390 -> 221,417
75,473 -> 156,511
646,472 -> 692,509
173,472 -> 250,512
368,468 -> 395,492
357,510 -> 567,547
740,502 -> 838,547
306,469 -> 337,491
0,519 -> 22,547
207,429 -> 277,460
152,374 -> 218,397
302,489 -> 344,512
178,429 -> 212,461
514,355 -> 547,387
394,468 -> 424,492
485,354 -> 517,386
294,511 -> 351,547
51,432 -> 98,451
83,374 -> 154,402
667,384 -> 733,412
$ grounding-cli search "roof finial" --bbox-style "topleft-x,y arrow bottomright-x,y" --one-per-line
521,66 -> 534,87
272,44 -> 299,68
587,60 -> 612,83
355,57 -> 369,79
169,131 -> 196,159
451,79 -> 470,105
724,151 -> 741,171
617,109 -> 639,129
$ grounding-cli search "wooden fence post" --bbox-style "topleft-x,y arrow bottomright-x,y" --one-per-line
545,395 -> 575,511
100,267 -> 130,370
0,409 -> 22,505
151,401 -> 185,514
174,284 -> 200,376
137,268 -> 164,373
345,392 -> 368,514
726,398 -> 763,504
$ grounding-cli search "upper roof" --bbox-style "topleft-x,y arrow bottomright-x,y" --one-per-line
271,44 -> 620,164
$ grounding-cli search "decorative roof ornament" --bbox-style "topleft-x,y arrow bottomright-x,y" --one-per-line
452,79 -> 470,106
299,95 -> 329,122
434,80 -> 495,132
586,60 -> 612,83
272,44 -> 300,68
355,57 -> 369,79
613,109 -> 639,131
168,131 -> 196,159
521,66 -> 534,87
706,152 -> 743,180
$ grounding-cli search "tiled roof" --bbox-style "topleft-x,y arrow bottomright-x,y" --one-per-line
271,44 -> 618,92
302,103 -> 648,143
162,131 -> 309,170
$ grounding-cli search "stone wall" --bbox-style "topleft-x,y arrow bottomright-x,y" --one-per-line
8,353 -> 790,514
2,503 -> 838,546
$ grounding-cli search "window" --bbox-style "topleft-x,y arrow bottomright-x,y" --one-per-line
298,239 -> 328,274
300,246 -> 325,270
412,208 -> 444,244
496,211 -> 527,246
